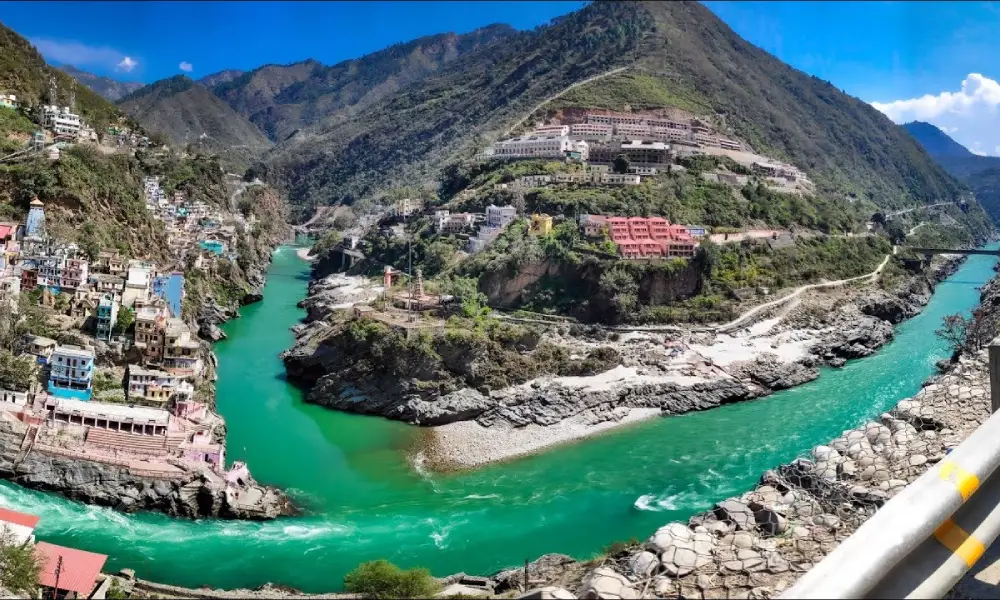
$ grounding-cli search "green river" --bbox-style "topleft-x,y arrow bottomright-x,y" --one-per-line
0,242 -> 996,592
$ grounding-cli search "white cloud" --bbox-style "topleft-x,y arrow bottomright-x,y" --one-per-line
871,73 -> 1000,121
872,74 -> 1000,156
30,37 -> 139,74
179,61 -> 193,73
116,57 -> 138,73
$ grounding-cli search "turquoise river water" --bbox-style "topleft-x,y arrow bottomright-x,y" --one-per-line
0,242 -> 996,592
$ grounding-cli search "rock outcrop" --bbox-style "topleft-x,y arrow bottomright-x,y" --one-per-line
0,418 -> 292,520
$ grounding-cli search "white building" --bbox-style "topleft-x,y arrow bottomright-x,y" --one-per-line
530,125 -> 570,137
122,263 -> 153,308
485,204 -> 517,228
492,135 -> 589,161
44,106 -> 82,138
569,123 -> 613,139
433,210 -> 475,233
0,508 -> 38,546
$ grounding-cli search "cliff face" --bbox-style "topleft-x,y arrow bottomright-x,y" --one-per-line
0,418 -> 291,519
478,258 -> 702,322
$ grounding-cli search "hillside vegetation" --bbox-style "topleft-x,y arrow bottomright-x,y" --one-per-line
0,146 -> 169,261
118,75 -> 272,172
212,25 -> 516,143
0,23 -> 134,134
254,0 -> 965,221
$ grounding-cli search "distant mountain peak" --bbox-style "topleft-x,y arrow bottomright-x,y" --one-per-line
57,64 -> 145,102
902,121 -> 975,159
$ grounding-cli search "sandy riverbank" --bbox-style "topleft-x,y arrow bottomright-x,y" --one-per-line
420,406 -> 663,470
296,248 -> 314,262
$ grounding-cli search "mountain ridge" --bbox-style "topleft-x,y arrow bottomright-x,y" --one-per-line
57,65 -> 145,102
210,24 -> 518,142
253,0 -> 966,220
116,74 -> 272,171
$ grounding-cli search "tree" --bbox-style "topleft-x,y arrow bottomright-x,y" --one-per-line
343,560 -> 439,599
613,153 -> 631,175
441,276 -> 489,318
871,212 -> 886,227
0,530 -> 41,597
423,241 -> 456,276
0,349 -> 35,393
310,231 -> 343,258
599,266 -> 640,322
885,220 -> 907,245
936,308 -> 995,357
114,306 -> 135,336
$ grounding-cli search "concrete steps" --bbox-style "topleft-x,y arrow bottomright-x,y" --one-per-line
86,429 -> 167,457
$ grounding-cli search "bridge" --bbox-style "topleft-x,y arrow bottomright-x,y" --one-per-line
782,345 -> 1000,599
911,247 -> 1000,257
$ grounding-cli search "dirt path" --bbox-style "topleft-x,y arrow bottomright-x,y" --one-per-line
716,252 -> 893,333
502,66 -> 630,137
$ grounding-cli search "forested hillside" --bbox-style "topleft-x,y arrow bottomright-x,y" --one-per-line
254,0 -> 965,220
117,75 -> 272,172
904,121 -> 1000,225
211,24 -> 515,143
0,22 -> 136,133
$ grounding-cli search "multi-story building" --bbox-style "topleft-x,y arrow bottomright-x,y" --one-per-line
89,273 -> 125,301
60,257 -> 88,290
433,210 -> 475,233
492,135 -> 589,161
95,294 -> 119,342
45,106 -> 82,138
569,123 -> 613,139
0,94 -> 18,110
589,141 -> 671,166
94,251 -> 125,276
126,365 -> 194,406
134,304 -> 168,363
0,273 -> 19,310
163,318 -> 203,376
122,263 -> 153,308
48,345 -> 95,401
600,173 -> 642,185
530,125 -> 570,137
485,204 -> 517,228
615,124 -> 652,138
597,216 -> 700,260
586,112 -> 647,127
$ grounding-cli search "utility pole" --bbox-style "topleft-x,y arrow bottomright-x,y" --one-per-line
54,555 -> 63,598
406,210 -> 413,322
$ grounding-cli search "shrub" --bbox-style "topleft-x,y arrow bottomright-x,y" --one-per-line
343,560 -> 440,599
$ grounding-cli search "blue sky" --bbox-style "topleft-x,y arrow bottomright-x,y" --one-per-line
7,1 -> 1000,154
706,1 -> 1000,155
0,1 -> 585,81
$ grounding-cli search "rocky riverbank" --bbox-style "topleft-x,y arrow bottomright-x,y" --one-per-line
0,416 -> 292,520
281,256 -> 967,470
469,265 -> 1000,600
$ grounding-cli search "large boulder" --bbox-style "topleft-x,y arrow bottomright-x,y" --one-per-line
579,568 -> 638,600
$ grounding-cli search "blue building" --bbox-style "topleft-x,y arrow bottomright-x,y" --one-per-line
48,345 -> 95,401
95,294 -> 119,342
25,198 -> 45,237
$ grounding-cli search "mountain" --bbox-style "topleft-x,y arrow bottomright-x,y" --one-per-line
198,69 -> 244,89
117,75 -> 272,171
904,121 -> 1000,224
57,65 -> 144,102
254,0 -> 965,219
0,22 -> 134,133
211,24 -> 516,142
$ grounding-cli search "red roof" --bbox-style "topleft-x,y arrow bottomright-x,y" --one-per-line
0,225 -> 12,241
0,508 -> 39,529
35,542 -> 107,595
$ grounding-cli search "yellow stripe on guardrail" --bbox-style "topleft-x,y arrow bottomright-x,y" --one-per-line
939,461 -> 980,501
935,519 -> 986,568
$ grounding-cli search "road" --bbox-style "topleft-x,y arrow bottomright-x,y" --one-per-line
715,252 -> 894,333
886,202 -> 951,218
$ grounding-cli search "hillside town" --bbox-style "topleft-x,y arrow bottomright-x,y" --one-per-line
485,111 -> 812,194
0,176 -> 277,518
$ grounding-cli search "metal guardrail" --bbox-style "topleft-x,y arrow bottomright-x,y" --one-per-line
782,345 -> 1000,599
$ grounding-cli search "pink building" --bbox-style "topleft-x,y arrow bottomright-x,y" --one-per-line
584,215 -> 700,259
